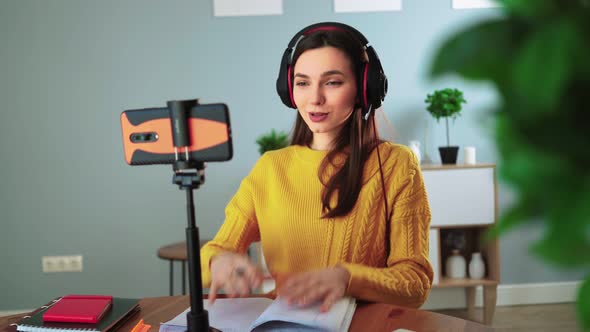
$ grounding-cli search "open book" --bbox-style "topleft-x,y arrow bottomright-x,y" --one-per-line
159,297 -> 356,332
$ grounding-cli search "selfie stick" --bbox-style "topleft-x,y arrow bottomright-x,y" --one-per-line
168,99 -> 212,332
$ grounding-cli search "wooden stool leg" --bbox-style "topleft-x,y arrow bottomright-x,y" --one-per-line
465,286 -> 476,321
483,285 -> 497,325
182,261 -> 187,295
169,260 -> 174,296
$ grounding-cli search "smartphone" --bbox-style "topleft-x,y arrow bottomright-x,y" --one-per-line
120,103 -> 232,165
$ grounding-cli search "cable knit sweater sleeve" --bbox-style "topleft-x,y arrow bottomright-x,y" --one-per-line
199,157 -> 263,287
340,156 -> 433,308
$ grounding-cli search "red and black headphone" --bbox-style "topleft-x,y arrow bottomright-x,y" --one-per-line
276,22 -> 388,116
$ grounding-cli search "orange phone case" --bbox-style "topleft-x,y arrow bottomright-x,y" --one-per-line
120,103 -> 232,165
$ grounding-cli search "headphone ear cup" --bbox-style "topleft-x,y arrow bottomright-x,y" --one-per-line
357,63 -> 369,112
276,50 -> 296,109
365,46 -> 387,110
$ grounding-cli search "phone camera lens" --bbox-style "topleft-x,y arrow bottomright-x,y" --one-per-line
131,132 -> 157,143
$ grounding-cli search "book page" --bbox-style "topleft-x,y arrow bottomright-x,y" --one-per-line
250,297 -> 355,332
159,298 -> 273,332
206,298 -> 273,331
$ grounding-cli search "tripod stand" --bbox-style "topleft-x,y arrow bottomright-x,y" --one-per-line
172,162 -> 217,332
168,99 -> 220,332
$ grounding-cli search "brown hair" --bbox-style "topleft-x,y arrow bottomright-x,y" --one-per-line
290,30 -> 381,218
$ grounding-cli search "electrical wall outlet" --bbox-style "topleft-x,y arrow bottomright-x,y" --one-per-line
42,255 -> 83,273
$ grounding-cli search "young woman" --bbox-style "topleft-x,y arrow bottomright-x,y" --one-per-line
200,22 -> 433,312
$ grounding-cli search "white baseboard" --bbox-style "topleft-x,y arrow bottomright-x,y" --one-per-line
0,281 -> 580,316
422,281 -> 581,310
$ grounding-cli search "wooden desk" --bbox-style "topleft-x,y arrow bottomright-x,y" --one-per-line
0,296 -> 494,332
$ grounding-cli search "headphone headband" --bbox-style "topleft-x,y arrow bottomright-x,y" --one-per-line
276,22 -> 387,113
285,22 -> 369,52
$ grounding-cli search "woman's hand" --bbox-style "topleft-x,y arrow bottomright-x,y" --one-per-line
209,251 -> 264,304
277,266 -> 351,312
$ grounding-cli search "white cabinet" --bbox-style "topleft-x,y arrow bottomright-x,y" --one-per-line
421,163 -> 499,325
423,167 -> 496,227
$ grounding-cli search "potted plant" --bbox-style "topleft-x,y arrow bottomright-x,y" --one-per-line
255,129 -> 289,155
428,0 -> 590,328
425,88 -> 467,164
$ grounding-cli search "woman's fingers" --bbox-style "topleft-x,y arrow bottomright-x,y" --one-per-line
223,279 -> 238,298
208,280 -> 220,304
320,291 -> 341,312
279,274 -> 316,305
231,268 -> 251,296
243,264 -> 263,290
210,252 -> 264,300
277,268 -> 347,309
301,284 -> 329,306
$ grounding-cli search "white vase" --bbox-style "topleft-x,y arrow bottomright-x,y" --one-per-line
408,140 -> 421,164
464,146 -> 476,165
469,252 -> 486,279
445,249 -> 466,278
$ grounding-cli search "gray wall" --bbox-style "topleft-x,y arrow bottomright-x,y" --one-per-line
0,0 -> 584,309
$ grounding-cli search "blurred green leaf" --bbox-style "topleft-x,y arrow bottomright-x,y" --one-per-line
512,18 -> 580,111
578,277 -> 590,331
530,183 -> 590,267
255,129 -> 289,155
495,114 -> 570,197
487,199 -> 534,241
498,0 -> 559,17
430,19 -> 520,87
429,0 -> 590,325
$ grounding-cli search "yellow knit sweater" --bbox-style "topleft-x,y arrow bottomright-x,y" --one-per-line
200,142 -> 433,308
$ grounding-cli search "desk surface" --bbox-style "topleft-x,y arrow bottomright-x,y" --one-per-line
1,296 -> 494,332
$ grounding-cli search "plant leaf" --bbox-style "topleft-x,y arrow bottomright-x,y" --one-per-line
430,19 -> 519,87
488,200 -> 534,240
512,18 -> 580,111
425,88 -> 466,120
256,129 -> 289,155
429,0 -> 590,327
578,276 -> 590,331
529,182 -> 590,267
498,0 -> 559,18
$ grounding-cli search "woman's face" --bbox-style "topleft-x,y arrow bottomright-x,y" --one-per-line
292,46 -> 357,141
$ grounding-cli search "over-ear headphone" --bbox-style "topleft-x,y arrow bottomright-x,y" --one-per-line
276,22 -> 388,116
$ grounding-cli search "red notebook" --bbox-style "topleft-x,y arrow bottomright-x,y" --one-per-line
42,294 -> 113,324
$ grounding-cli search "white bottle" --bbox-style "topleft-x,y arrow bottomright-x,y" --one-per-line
445,249 -> 466,278
408,140 -> 421,164
469,252 -> 486,279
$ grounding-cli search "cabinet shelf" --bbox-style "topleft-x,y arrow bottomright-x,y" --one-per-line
431,223 -> 493,229
434,277 -> 498,288
421,163 -> 496,170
